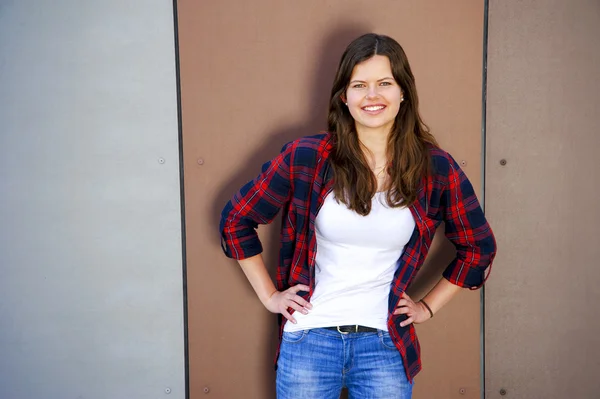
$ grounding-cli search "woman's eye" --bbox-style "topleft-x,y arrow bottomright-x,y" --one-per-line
380,81 -> 392,86
352,84 -> 365,89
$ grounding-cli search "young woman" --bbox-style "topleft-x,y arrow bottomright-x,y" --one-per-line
220,33 -> 496,398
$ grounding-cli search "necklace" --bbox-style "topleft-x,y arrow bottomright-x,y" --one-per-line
371,165 -> 387,178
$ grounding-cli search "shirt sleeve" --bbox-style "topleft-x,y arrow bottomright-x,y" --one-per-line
440,154 -> 497,289
219,142 -> 293,260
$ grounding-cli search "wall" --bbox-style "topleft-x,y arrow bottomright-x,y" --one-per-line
0,1 -> 186,398
177,1 -> 487,397
7,1 -> 596,397
485,0 -> 600,397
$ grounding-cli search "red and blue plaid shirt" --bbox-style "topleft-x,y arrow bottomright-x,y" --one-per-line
220,133 -> 496,381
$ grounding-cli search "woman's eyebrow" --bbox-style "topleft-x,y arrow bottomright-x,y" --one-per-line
349,77 -> 394,84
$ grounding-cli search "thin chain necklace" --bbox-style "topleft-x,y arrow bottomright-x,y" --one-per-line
371,164 -> 387,178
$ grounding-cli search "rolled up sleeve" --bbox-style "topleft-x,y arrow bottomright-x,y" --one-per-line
441,154 -> 497,290
219,143 -> 293,260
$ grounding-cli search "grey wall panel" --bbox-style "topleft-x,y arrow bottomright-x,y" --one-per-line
485,0 -> 600,398
0,1 -> 185,399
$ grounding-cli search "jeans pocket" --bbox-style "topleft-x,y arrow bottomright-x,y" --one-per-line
379,331 -> 397,350
282,330 -> 308,344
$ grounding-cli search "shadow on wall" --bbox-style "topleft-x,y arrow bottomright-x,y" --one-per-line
212,24 -> 371,399
212,23 -> 451,399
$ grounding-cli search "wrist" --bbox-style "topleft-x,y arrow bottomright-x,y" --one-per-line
260,289 -> 279,306
420,299 -> 434,319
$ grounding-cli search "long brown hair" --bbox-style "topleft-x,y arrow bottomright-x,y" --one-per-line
328,33 -> 438,216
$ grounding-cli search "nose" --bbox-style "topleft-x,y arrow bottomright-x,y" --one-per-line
366,85 -> 379,99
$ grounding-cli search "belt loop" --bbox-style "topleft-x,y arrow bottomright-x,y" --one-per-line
355,325 -> 358,333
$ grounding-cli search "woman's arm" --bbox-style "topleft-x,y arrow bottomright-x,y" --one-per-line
440,153 -> 497,289
394,278 -> 461,326
220,142 -> 293,260
395,152 -> 497,326
238,254 -> 311,324
220,141 -> 312,322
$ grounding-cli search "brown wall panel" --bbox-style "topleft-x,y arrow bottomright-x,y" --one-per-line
485,0 -> 600,398
177,1 -> 486,397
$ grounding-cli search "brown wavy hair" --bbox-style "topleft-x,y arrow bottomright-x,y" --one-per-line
328,33 -> 438,216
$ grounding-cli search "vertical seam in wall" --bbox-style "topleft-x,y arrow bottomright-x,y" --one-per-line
172,1 -> 190,398
480,0 -> 489,398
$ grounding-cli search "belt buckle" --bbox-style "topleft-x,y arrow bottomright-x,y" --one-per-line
336,325 -> 359,334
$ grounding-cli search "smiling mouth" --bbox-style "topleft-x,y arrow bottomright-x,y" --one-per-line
362,105 -> 386,111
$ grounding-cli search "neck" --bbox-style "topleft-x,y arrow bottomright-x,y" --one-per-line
356,126 -> 389,166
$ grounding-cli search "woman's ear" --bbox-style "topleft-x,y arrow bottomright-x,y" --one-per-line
340,94 -> 347,104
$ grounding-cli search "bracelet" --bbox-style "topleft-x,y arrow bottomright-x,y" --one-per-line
420,299 -> 434,319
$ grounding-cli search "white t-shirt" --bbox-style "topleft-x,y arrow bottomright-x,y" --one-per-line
284,191 -> 416,332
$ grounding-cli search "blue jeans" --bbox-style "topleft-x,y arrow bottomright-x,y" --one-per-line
276,328 -> 413,399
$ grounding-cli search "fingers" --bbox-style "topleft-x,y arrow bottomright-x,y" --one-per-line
290,284 -> 310,293
281,309 -> 296,324
287,285 -> 312,310
396,299 -> 409,307
394,294 -> 431,326
281,299 -> 307,324
394,306 -> 411,315
394,296 -> 413,316
289,294 -> 312,310
280,285 -> 312,324
287,299 -> 309,315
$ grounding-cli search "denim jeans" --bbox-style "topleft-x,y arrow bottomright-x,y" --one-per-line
276,328 -> 413,399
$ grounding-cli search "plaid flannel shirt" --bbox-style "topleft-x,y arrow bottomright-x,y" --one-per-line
220,133 -> 496,381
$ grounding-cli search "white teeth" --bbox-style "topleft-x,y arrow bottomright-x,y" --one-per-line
363,105 -> 384,111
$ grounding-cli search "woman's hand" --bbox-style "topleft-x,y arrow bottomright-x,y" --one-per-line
394,292 -> 432,327
264,284 -> 312,324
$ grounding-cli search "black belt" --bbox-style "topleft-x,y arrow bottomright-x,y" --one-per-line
324,325 -> 378,334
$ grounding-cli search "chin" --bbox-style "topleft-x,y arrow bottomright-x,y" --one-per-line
360,121 -> 394,130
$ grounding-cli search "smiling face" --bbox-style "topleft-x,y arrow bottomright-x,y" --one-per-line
344,55 -> 403,136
